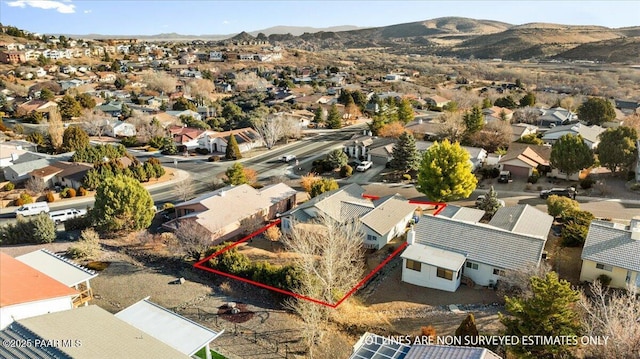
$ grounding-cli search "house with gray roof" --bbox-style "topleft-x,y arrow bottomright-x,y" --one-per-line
350,332 -> 501,359
437,205 -> 485,223
401,206 -> 550,292
541,122 -> 605,150
580,218 -> 640,290
281,184 -> 418,250
360,195 -> 418,250
488,204 -> 553,240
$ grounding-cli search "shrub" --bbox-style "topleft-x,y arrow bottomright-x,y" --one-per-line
120,136 -> 138,147
580,176 -> 595,189
195,147 -> 209,155
631,183 -> 640,191
561,221 -> 589,247
596,274 -> 612,287
67,228 -> 100,259
340,165 -> 353,178
0,213 -> 56,245
547,195 -> 580,218
14,198 -> 24,206
77,186 -> 88,196
208,155 -> 221,162
403,174 -> 412,181
64,214 -> 93,231
146,147 -> 158,152
46,191 -> 55,203
528,174 -> 539,184
19,193 -> 34,204
66,188 -> 76,198
3,182 -> 15,191
162,202 -> 175,211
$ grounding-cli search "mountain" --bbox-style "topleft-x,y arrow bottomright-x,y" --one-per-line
249,25 -> 361,37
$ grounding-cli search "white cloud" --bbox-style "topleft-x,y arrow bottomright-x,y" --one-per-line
83,9 -> 91,14
222,20 -> 230,25
7,0 -> 76,14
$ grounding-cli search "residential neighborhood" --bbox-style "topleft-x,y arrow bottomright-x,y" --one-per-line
1,7 -> 640,359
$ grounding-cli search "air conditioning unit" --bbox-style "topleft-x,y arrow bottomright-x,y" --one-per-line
542,251 -> 548,260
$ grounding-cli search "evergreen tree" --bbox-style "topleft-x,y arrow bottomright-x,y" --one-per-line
389,132 -> 420,172
519,92 -> 536,107
463,106 -> 484,135
313,107 -> 324,125
309,178 -> 339,198
225,134 -> 242,160
39,88 -> 55,101
455,314 -> 479,344
93,175 -> 154,232
61,126 -> 89,152
397,98 -> 415,124
326,104 -> 342,129
58,94 -> 82,121
494,96 -> 517,109
326,149 -> 348,169
478,186 -> 502,215
550,134 -> 594,180
224,163 -> 248,185
500,272 -> 581,359
417,140 -> 477,202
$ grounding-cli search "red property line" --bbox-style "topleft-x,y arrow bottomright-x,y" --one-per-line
193,196 -> 447,308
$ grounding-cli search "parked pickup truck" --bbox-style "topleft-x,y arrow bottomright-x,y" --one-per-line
49,208 -> 87,224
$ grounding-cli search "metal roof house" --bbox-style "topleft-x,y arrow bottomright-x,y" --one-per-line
401,205 -> 551,292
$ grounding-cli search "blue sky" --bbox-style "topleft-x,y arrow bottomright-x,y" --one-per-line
1,1 -> 638,36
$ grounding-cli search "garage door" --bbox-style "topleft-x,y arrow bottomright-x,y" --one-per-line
502,164 -> 530,178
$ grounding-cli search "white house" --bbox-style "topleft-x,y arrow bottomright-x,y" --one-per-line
541,123 -> 605,150
401,204 -> 551,292
0,252 -> 78,329
359,195 -> 418,250
105,119 -> 137,137
198,128 -> 262,154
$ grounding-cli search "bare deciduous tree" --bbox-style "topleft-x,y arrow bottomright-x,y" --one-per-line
253,115 -> 285,150
436,112 -> 465,143
175,220 -> 218,260
282,215 -> 364,356
497,261 -> 551,299
25,178 -> 46,195
186,79 -> 215,105
578,281 -> 640,359
174,178 -> 195,202
142,71 -> 177,94
79,109 -> 109,138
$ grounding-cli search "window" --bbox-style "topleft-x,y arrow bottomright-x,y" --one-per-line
405,260 -> 421,271
493,268 -> 506,276
437,267 -> 454,280
466,262 -> 478,270
595,263 -> 613,272
366,234 -> 377,242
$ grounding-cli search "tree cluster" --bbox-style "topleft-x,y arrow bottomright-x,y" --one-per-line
83,157 -> 164,190
72,143 -> 127,163
0,213 -> 56,245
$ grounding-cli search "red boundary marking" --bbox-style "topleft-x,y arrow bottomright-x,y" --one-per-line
193,195 -> 446,308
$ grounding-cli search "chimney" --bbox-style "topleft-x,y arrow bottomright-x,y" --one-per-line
630,216 -> 640,240
407,227 -> 415,245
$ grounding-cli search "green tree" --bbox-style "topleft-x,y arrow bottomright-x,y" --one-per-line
517,133 -> 543,145
75,93 -> 96,109
455,313 -> 479,343
463,106 -> 484,135
597,127 -> 638,174
397,98 -> 414,124
550,134 -> 594,180
478,186 -> 501,216
313,107 -> 324,125
389,132 -> 420,172
224,163 -> 248,185
62,126 -> 89,152
494,96 -> 517,109
326,104 -> 342,129
26,132 -> 48,149
560,209 -> 595,247
39,88 -> 55,101
577,97 -> 616,126
309,178 -> 339,198
546,195 -> 580,218
58,94 -> 82,120
500,272 -> 581,359
481,97 -> 492,109
325,149 -> 348,169
225,134 -> 242,160
93,175 -> 155,232
417,140 -> 477,202
172,96 -> 197,111
519,92 -> 536,107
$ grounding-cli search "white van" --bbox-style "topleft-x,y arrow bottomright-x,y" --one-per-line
49,208 -> 87,224
15,202 -> 50,217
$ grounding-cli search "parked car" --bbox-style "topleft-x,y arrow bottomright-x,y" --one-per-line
49,208 -> 87,224
281,154 -> 296,163
540,187 -> 577,199
475,195 -> 506,208
15,202 -> 50,217
356,161 -> 373,172
497,170 -> 512,183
